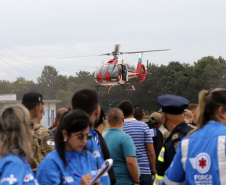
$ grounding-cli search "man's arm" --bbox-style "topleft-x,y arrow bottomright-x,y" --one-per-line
146,143 -> 156,178
126,156 -> 140,185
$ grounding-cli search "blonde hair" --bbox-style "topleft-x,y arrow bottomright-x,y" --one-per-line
189,88 -> 226,134
0,104 -> 33,161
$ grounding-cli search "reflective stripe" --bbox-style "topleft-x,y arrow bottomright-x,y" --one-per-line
154,174 -> 164,185
163,175 -> 185,185
181,139 -> 189,172
218,136 -> 226,184
158,147 -> 165,162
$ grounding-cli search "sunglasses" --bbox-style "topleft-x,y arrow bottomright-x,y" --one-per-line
77,134 -> 92,140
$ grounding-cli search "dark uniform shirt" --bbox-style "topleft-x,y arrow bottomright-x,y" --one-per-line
94,129 -> 116,185
154,122 -> 194,185
146,121 -> 163,164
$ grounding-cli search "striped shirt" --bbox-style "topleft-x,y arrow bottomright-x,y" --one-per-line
123,118 -> 153,174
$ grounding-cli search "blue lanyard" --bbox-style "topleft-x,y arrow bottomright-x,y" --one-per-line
66,152 -> 84,178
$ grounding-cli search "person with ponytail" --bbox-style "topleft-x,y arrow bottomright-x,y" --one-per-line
36,109 -> 100,185
0,105 -> 38,184
162,88 -> 226,184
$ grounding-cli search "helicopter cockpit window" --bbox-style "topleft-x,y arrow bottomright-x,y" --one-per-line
94,65 -> 104,79
108,64 -> 118,80
94,64 -> 119,82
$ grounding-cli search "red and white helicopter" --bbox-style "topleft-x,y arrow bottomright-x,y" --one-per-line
94,45 -> 170,93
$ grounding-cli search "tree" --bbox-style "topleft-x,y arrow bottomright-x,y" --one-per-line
0,80 -> 13,94
37,66 -> 59,99
12,77 -> 37,99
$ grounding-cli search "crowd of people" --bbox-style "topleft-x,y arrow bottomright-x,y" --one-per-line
0,87 -> 226,184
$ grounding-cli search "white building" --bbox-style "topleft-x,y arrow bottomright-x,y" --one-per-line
0,94 -> 61,128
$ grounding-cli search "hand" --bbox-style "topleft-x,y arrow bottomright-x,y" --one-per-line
80,174 -> 92,185
49,119 -> 57,129
152,174 -> 155,180
133,183 -> 139,185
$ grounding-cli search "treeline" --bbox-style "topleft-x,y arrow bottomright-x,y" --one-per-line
0,56 -> 226,113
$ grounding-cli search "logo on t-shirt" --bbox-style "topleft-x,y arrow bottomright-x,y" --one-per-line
23,173 -> 34,182
1,174 -> 17,184
93,151 -> 101,158
62,176 -> 74,183
189,153 -> 211,174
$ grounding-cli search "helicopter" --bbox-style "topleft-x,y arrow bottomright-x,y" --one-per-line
94,45 -> 170,93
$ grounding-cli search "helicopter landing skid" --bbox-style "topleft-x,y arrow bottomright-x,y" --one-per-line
95,83 -> 135,93
120,83 -> 135,91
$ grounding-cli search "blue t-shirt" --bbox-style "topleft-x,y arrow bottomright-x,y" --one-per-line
104,128 -> 139,185
36,150 -> 97,185
0,154 -> 38,185
163,121 -> 226,185
86,128 -> 110,185
123,118 -> 153,174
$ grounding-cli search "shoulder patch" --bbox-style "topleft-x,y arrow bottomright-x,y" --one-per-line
172,133 -> 179,140
47,140 -> 55,146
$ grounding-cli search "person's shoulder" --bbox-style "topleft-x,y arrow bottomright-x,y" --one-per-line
37,125 -> 49,132
39,150 -> 60,166
180,122 -> 194,135
121,132 -> 134,142
1,154 -> 23,164
36,126 -> 54,139
0,154 -> 25,171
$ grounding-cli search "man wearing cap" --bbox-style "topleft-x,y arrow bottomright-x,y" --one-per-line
146,112 -> 164,165
22,92 -> 55,161
153,94 -> 194,185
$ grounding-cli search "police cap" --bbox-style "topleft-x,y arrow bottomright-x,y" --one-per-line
22,92 -> 44,104
157,94 -> 189,115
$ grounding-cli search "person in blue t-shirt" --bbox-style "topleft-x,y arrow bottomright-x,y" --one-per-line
163,88 -> 226,184
71,89 -> 111,185
0,105 -> 38,185
104,108 -> 140,185
36,109 -> 100,185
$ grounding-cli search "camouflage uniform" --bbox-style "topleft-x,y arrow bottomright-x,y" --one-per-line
30,130 -> 43,173
32,120 -> 55,157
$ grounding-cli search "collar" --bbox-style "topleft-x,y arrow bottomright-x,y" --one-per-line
65,150 -> 83,158
109,128 -> 122,131
89,128 -> 97,136
32,120 -> 41,130
124,118 -> 136,122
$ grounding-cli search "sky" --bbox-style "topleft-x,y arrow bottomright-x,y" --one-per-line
0,0 -> 225,82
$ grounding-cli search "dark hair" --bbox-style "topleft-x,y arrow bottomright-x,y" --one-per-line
118,100 -> 133,117
133,105 -> 144,121
55,109 -> 91,166
71,89 -> 98,116
94,108 -> 105,128
22,102 -> 41,110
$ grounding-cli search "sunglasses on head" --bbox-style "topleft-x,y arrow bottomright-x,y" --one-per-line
77,133 -> 92,140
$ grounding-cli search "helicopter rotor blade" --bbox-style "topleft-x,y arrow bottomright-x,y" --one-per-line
120,49 -> 170,55
114,44 -> 120,54
56,48 -> 170,59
